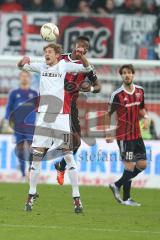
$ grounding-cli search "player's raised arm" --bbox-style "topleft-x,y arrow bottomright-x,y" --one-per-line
63,48 -> 92,73
86,68 -> 101,93
17,57 -> 41,73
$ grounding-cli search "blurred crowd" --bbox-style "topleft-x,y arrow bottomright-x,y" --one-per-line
0,0 -> 160,15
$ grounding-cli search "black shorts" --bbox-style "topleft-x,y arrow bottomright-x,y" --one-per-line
117,137 -> 147,162
71,103 -> 81,133
70,103 -> 81,151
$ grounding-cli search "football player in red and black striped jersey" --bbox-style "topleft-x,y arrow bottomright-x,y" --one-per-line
106,64 -> 149,206
55,36 -> 101,185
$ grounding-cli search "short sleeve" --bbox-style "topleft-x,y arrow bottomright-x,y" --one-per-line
62,60 -> 92,73
140,89 -> 145,109
22,63 -> 41,73
108,93 -> 120,115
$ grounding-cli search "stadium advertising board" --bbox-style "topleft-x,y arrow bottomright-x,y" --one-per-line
0,135 -> 160,188
114,15 -> 157,59
58,15 -> 114,58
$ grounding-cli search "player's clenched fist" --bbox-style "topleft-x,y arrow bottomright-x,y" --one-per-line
17,57 -> 30,68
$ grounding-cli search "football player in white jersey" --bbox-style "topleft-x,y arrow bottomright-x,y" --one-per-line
17,43 -> 93,213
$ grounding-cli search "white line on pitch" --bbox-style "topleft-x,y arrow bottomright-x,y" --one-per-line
0,224 -> 160,235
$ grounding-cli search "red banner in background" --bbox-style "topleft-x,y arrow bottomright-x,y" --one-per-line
59,15 -> 114,58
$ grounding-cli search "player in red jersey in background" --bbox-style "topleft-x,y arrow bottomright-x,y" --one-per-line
55,36 -> 101,185
106,64 -> 149,206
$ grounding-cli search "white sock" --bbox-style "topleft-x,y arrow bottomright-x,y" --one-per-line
64,153 -> 80,198
68,168 -> 80,198
29,161 -> 41,195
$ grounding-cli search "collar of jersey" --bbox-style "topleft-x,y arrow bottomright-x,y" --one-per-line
122,84 -> 135,95
46,62 -> 58,68
68,54 -> 79,63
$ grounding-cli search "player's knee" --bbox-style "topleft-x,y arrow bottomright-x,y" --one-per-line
31,147 -> 46,162
64,153 -> 73,163
15,144 -> 25,160
136,160 -> 147,170
64,154 -> 77,170
15,148 -> 24,160
29,148 -> 43,172
123,161 -> 135,171
29,161 -> 41,172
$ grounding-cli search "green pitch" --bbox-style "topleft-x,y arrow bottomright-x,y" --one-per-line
0,183 -> 159,240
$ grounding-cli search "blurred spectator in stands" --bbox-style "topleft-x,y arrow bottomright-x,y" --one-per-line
90,0 -> 103,11
91,0 -> 125,11
146,0 -> 156,13
17,0 -> 29,9
117,0 -> 135,13
48,0 -> 68,12
77,0 -> 91,14
154,0 -> 160,14
93,0 -> 119,14
117,0 -> 152,14
65,0 -> 78,11
129,0 -> 151,14
155,0 -> 160,6
24,0 -> 49,12
0,0 -> 23,12
114,0 -> 125,6
0,0 -> 4,4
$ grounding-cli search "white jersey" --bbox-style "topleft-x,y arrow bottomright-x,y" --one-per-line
22,59 -> 91,113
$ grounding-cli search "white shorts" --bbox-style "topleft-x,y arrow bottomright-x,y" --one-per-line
32,112 -> 71,149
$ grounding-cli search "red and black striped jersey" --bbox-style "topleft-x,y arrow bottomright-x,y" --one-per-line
61,53 -> 90,114
109,84 -> 145,141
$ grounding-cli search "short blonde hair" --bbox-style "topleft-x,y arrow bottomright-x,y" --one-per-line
43,43 -> 63,54
19,70 -> 30,77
